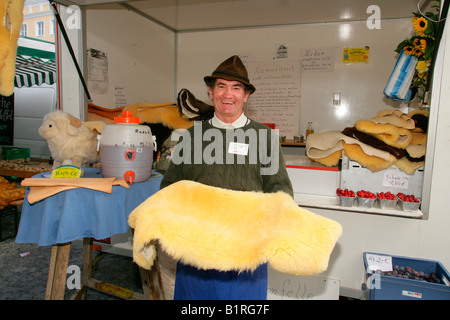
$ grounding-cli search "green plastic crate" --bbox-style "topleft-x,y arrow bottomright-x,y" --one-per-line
1,147 -> 30,160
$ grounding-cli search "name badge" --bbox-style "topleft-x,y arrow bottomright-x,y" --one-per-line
228,142 -> 249,156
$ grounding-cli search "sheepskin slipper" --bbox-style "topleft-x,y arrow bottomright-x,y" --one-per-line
128,180 -> 342,276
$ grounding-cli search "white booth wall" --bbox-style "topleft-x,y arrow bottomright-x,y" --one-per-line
82,7 -> 450,296
176,19 -> 412,135
85,8 -> 176,107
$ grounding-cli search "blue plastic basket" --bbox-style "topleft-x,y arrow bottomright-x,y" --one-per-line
363,252 -> 450,300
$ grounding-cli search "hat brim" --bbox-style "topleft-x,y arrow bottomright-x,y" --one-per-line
204,74 -> 256,94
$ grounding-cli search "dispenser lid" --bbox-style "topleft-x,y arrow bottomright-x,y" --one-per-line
114,111 -> 141,124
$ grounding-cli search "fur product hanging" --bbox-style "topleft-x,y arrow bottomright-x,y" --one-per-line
122,103 -> 193,130
128,180 -> 342,276
177,88 -> 214,120
0,0 -> 24,96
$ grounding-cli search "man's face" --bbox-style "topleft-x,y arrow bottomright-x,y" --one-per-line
207,79 -> 250,123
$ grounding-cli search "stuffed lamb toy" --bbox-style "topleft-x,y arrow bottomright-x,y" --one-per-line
39,110 -> 99,169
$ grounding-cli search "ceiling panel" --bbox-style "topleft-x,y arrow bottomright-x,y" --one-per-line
56,0 -> 429,31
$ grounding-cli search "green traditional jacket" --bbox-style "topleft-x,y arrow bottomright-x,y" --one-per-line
160,119 -> 293,196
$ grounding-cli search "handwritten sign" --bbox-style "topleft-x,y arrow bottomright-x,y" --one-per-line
88,48 -> 108,94
0,94 -> 14,146
246,60 -> 301,138
114,86 -> 127,108
301,47 -> 335,72
365,253 -> 393,272
383,170 -> 410,189
267,268 -> 340,300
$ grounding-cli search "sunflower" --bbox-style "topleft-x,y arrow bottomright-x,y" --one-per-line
413,38 -> 427,52
412,17 -> 428,36
417,72 -> 428,79
391,4 -> 440,103
413,47 -> 424,57
403,46 -> 415,55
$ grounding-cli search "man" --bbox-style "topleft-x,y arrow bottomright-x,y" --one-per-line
160,55 -> 293,299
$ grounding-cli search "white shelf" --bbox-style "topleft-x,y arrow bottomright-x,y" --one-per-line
294,193 -> 423,219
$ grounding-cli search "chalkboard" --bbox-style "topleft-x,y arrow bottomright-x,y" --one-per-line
0,94 -> 14,146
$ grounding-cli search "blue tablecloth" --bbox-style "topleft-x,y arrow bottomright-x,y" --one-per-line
15,168 -> 162,246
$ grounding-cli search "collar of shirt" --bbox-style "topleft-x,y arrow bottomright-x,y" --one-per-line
210,113 -> 249,129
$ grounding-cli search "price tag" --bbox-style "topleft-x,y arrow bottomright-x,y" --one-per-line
51,165 -> 83,178
366,253 -> 393,272
383,170 -> 409,189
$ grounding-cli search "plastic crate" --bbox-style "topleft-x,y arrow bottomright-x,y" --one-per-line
363,252 -> 450,300
0,205 -> 19,241
1,146 -> 30,160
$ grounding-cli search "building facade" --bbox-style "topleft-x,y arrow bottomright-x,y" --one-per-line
21,0 -> 55,43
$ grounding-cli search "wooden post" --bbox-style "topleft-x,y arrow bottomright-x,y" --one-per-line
45,242 -> 71,300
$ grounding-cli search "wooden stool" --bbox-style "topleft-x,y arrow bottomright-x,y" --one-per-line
45,237 -> 163,300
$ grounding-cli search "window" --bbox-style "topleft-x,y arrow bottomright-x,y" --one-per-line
35,21 -> 44,37
23,6 -> 31,15
20,23 -> 27,37
49,18 -> 55,36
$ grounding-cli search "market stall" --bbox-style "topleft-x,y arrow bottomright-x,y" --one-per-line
7,0 -> 450,299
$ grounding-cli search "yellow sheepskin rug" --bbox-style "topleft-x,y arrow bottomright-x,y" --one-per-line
128,180 -> 342,276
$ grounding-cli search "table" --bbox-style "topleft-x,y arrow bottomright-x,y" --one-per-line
0,159 -> 53,178
15,168 -> 163,300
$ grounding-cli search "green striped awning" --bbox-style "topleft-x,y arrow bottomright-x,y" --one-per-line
14,46 -> 56,88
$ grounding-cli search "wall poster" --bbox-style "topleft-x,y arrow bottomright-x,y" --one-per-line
343,47 -> 370,63
87,48 -> 108,94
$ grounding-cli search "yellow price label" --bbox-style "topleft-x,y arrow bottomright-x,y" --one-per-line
343,47 -> 370,63
51,165 -> 83,178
